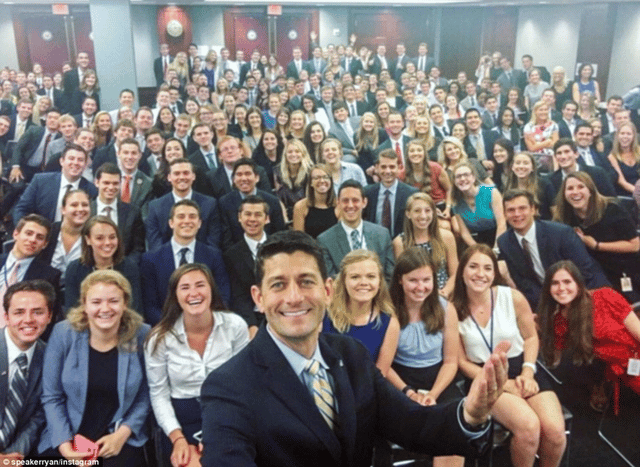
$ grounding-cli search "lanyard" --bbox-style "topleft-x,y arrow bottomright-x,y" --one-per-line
470,289 -> 494,353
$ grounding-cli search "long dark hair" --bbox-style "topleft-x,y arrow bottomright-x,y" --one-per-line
537,261 -> 594,366
155,137 -> 186,187
303,121 -> 326,164
390,247 -> 445,333
145,263 -> 227,354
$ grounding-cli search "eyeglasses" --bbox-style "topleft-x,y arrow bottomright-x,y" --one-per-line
311,175 -> 330,181
454,172 -> 473,180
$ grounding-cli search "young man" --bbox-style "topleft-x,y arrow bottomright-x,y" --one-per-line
328,102 -> 359,158
91,163 -> 145,256
544,138 -> 615,202
200,229 -> 509,466
0,280 -> 55,460
108,89 -> 136,122
375,112 -> 410,170
8,99 -> 34,142
116,138 -> 152,212
91,118 -> 136,175
173,114 -> 197,154
429,104 -> 451,139
364,149 -> 417,239
318,179 -> 395,281
140,199 -> 229,326
497,189 -> 609,310
36,74 -> 62,108
223,195 -> 269,336
460,82 -> 480,111
218,158 -> 285,249
481,96 -> 500,130
600,95 -> 624,135
573,122 -> 615,175
73,95 -> 97,129
13,144 -> 97,224
145,158 -> 221,251
154,43 -> 173,87
133,107 -> 154,152
414,42 -> 435,74
61,51 -> 90,111
144,128 -> 166,176
463,108 -> 496,165
44,114 -> 77,164
557,100 -> 580,139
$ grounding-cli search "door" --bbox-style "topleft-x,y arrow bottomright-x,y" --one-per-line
275,15 -> 312,62
225,12 -> 269,57
25,15 -> 69,74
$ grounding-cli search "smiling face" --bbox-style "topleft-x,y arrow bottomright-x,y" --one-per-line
555,144 -> 578,171
443,142 -> 462,163
60,149 -> 88,181
549,269 -> 579,306
401,265 -> 434,308
463,252 -> 495,294
117,143 -> 141,174
168,162 -> 195,195
310,124 -> 325,143
13,221 -> 48,259
251,251 -> 333,356
407,143 -> 425,166
617,125 -> 635,149
453,165 -> 475,192
5,291 -> 52,351
504,195 -> 535,235
285,144 -> 303,165
511,153 -> 534,179
176,270 -> 213,318
96,172 -> 120,204
85,282 -> 125,335
406,198 -> 433,232
377,156 -> 399,187
344,259 -> 380,306
170,204 -> 202,242
414,116 -> 430,136
338,187 -> 366,228
233,164 -> 259,194
62,192 -> 91,227
86,222 -> 118,264
164,140 -> 185,162
564,176 -> 590,214
493,144 -> 508,164
310,168 -> 331,196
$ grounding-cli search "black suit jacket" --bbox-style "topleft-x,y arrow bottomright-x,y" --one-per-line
205,165 -> 271,200
154,55 -> 173,86
36,88 -> 63,108
391,55 -> 412,82
201,328 -> 488,467
219,189 -> 285,249
341,57 -> 363,78
239,62 -> 265,86
223,238 -> 260,327
62,68 -> 81,112
364,181 -> 418,239
8,116 -> 35,144
90,199 -> 145,256
497,220 -> 610,309
189,148 -> 219,172
545,164 -> 616,201
463,130 -> 497,161
375,135 -> 411,165
286,60 -> 311,80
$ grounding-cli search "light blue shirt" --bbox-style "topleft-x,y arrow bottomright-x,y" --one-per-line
333,162 -> 367,196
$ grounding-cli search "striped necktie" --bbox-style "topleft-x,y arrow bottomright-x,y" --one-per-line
304,359 -> 337,430
0,354 -> 28,450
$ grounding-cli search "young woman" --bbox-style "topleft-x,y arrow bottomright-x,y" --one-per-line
256,78 -> 271,110
243,106 -> 265,152
523,69 -> 549,110
437,136 -> 490,185
288,110 -> 306,140
233,104 -> 248,137
265,55 -> 284,84
154,106 -> 176,136
607,122 -> 640,195
117,106 -> 134,124
550,66 -> 572,111
274,107 -> 291,141
65,216 -> 142,312
454,245 -> 566,467
393,193 -> 458,297
493,107 -> 521,151
252,129 -> 284,188
324,250 -> 399,376
505,87 -> 527,127
184,98 -> 200,127
274,139 -> 313,222
577,93 -> 598,122
538,261 -> 640,398
412,115 -> 439,162
292,164 -> 338,238
202,51 -> 217,89
262,94 -> 281,130
444,94 -> 464,123
449,121 -> 478,160
588,118 -> 606,156
302,121 -> 327,164
321,138 -> 367,195
523,100 -> 559,172
70,69 -> 100,115
554,172 -> 640,301
354,112 -> 388,178
39,270 -> 150,466
387,248 -> 463,467
38,189 -> 91,286
404,141 -> 451,215
504,151 -> 553,219
301,95 -> 330,132
145,264 -> 249,467
450,161 -> 505,248
375,101 -> 391,131
572,63 -> 601,104
91,111 -> 113,149
491,138 -> 514,192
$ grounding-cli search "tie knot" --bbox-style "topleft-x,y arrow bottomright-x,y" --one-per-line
384,189 -> 391,197
305,359 -> 321,376
16,354 -> 27,373
180,247 -> 189,256
124,175 -> 131,182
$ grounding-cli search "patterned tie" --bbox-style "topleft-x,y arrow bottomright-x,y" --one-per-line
521,238 -> 542,285
304,359 -> 337,430
350,103 -> 357,117
474,135 -> 486,160
350,229 -> 362,251
0,354 -> 28,450
103,206 -> 113,222
205,152 -> 216,170
179,247 -> 189,266
395,142 -> 404,171
121,175 -> 131,203
381,190 -> 392,231
15,121 -> 25,140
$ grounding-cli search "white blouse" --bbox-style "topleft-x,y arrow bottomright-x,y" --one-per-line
145,311 -> 250,436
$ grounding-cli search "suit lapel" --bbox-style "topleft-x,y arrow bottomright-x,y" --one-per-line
254,331 -> 342,462
0,333 -> 8,412
24,341 -> 44,404
239,240 -> 255,276
334,225 -> 352,259
535,221 -> 551,269
367,185 -> 380,222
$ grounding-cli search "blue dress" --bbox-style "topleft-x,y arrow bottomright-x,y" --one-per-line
322,313 -> 391,362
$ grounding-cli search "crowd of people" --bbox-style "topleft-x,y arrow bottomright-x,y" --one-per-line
0,32 -> 640,467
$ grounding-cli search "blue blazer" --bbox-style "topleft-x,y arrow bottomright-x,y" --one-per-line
38,320 -> 151,453
364,181 -> 418,239
13,173 -> 98,225
0,331 -> 45,455
140,241 -> 231,326
200,328 -> 488,467
497,220 -> 610,309
145,191 -> 222,251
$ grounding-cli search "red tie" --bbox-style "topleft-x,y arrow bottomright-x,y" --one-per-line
122,175 -> 131,203
395,142 -> 405,180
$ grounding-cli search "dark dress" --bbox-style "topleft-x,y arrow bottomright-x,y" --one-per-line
616,159 -> 640,196
252,147 -> 280,188
304,205 -> 338,238
274,169 -> 307,221
322,312 -> 391,363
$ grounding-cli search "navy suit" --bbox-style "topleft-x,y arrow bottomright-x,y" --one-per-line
545,164 -> 616,202
497,220 -> 610,309
145,191 -> 222,251
286,60 -> 311,80
364,181 -> 417,239
0,331 -> 45,455
201,329 -> 488,467
90,199 -> 145,256
205,165 -> 272,200
154,55 -> 173,87
463,130 -> 497,161
341,57 -> 363,78
140,241 -> 230,325
61,68 -> 82,112
13,173 -> 97,225
10,126 -> 60,177
8,116 -> 35,141
375,135 -> 411,166
223,238 -> 261,328
219,190 -> 286,250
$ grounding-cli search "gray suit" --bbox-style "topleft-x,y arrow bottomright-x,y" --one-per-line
0,331 -> 46,455
317,220 -> 394,282
328,117 -> 360,155
130,170 -> 153,218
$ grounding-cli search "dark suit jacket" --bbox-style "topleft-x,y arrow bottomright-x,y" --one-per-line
413,55 -> 436,74
600,111 -> 615,136
62,68 -> 82,112
497,220 -> 609,309
556,119 -> 584,139
219,189 -> 286,250
368,56 -> 389,77
145,191 -> 221,251
189,148 -> 219,173
90,199 -> 145,255
154,55 -> 174,86
10,126 -> 60,170
140,241 -> 230,325
577,148 -> 616,183
223,238 -> 260,327
286,60 -> 311,80
391,55 -> 412,82
497,69 -> 526,93
68,90 -> 100,116
463,130 -> 497,161
201,329 -> 486,467
0,332 -> 45,455
13,173 -> 97,225
375,135 -> 411,165
239,62 -> 265,86
205,165 -> 271,200
545,164 -> 616,202
341,57 -> 363,78
129,170 -> 153,214
364,181 -> 418,239
36,88 -> 63,108
8,116 -> 35,142
344,100 -> 368,118
318,220 -> 395,282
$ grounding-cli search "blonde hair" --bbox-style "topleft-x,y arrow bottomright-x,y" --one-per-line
280,139 -> 313,189
328,250 -> 394,333
412,115 -> 436,151
355,112 -> 380,152
611,122 -> 640,165
67,270 -> 143,351
437,136 -> 469,170
529,100 -> 549,125
401,193 -> 445,267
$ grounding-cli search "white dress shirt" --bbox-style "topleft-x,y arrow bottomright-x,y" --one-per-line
171,238 -> 196,268
144,312 -> 249,436
5,327 -> 36,384
244,232 -> 267,259
96,198 -> 119,226
55,175 -> 81,222
341,220 -> 367,251
514,222 -> 545,283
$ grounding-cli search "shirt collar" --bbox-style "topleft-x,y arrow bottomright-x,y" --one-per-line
170,237 -> 196,256
266,324 -> 329,376
172,190 -> 193,203
341,220 -> 363,238
244,231 -> 267,257
514,221 -> 537,246
97,198 -> 118,212
380,179 -> 398,195
5,327 -> 36,370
